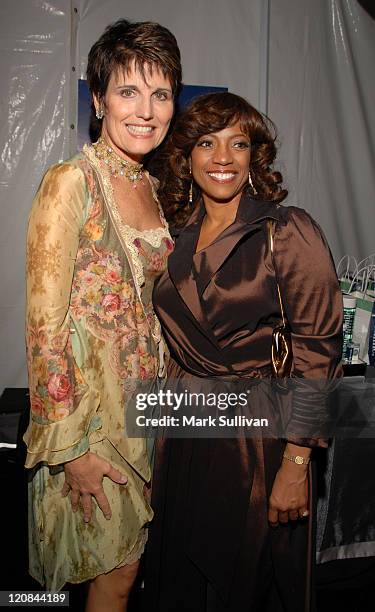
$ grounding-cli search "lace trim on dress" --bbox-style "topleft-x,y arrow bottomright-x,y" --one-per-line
116,527 -> 148,568
83,144 -> 170,289
120,223 -> 170,248
82,144 -> 167,350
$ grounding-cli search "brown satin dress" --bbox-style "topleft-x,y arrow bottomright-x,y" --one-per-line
146,193 -> 343,612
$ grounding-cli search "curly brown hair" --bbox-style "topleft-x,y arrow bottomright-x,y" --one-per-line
154,92 -> 287,225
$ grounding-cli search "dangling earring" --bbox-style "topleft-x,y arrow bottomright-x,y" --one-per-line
248,171 -> 257,195
189,159 -> 193,204
96,106 -> 104,120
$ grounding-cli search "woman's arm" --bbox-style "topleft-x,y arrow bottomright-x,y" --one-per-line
268,442 -> 311,525
25,162 -> 127,521
268,207 -> 343,524
273,207 -> 343,443
25,162 -> 93,463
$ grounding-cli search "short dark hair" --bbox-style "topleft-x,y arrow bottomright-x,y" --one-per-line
154,92 -> 287,225
87,19 -> 182,100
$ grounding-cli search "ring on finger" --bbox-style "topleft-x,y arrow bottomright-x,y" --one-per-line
299,509 -> 309,518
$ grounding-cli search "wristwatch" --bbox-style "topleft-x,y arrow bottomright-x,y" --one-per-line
283,452 -> 310,465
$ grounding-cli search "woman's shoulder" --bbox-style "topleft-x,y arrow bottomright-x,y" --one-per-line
37,152 -> 97,199
278,204 -> 325,237
40,153 -> 86,183
278,203 -> 313,222
275,204 -> 330,253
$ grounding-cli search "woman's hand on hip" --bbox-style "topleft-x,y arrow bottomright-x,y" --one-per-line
268,459 -> 309,527
61,452 -> 127,523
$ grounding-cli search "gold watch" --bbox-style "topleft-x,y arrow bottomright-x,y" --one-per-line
283,452 -> 310,465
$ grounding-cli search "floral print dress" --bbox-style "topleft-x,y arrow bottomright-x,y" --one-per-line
24,144 -> 173,590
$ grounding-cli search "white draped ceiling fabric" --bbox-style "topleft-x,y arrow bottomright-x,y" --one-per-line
0,0 -> 374,391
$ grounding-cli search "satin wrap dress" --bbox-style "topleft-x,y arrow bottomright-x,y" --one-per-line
24,145 -> 172,590
146,193 -> 343,611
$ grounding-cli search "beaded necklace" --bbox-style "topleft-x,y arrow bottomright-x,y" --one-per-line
92,137 -> 144,183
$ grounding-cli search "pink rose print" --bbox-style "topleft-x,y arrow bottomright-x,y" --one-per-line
164,238 -> 174,251
47,373 -> 72,402
31,393 -> 45,417
106,270 -> 121,284
133,238 -> 141,249
149,252 -> 164,271
85,273 -> 97,286
102,293 -> 121,313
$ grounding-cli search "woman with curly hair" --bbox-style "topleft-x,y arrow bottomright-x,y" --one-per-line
145,92 -> 343,611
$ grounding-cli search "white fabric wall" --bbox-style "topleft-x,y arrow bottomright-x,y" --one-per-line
0,0 -> 72,392
0,0 -> 262,391
0,0 -> 374,390
268,0 -> 375,262
76,0 -> 261,101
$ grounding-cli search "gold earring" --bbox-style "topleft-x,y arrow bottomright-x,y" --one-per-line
248,171 -> 257,195
189,160 -> 193,204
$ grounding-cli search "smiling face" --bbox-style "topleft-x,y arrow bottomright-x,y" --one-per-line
94,62 -> 174,163
190,120 -> 251,207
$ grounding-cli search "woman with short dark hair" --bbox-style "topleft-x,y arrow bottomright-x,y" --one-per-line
146,92 -> 343,611
24,19 -> 181,610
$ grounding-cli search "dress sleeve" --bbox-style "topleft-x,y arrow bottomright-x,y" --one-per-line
24,162 -> 101,468
273,207 -> 343,447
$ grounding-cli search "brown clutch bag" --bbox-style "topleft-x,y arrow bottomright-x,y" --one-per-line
268,220 -> 293,378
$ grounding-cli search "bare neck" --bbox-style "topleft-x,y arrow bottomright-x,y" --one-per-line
202,192 -> 242,229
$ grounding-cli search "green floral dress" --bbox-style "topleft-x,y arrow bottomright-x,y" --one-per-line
24,144 -> 173,590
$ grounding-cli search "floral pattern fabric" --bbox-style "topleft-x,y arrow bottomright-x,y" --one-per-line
24,147 -> 172,590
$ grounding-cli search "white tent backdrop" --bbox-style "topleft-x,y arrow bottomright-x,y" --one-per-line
77,0 -> 261,102
0,1 -> 71,392
268,0 -> 375,263
0,0 -> 374,391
